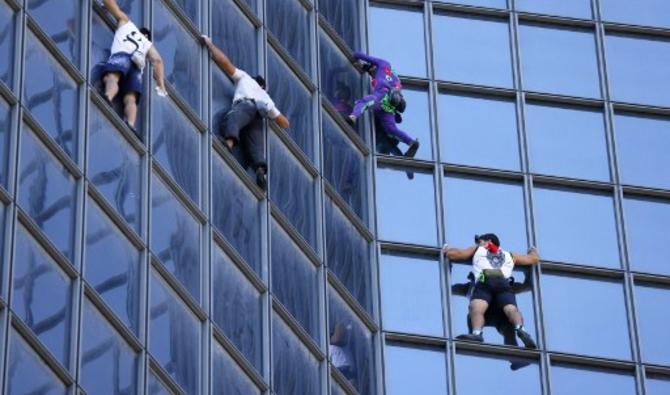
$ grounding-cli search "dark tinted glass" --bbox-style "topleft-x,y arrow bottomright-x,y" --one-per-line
551,364 -> 636,395
369,6 -> 426,77
85,198 -> 141,334
0,2 -> 14,89
516,0 -> 592,18
211,0 -> 257,75
381,87 -> 431,160
454,352 -> 541,394
318,0 -> 361,50
27,0 -> 80,65
635,283 -> 670,365
7,329 -> 66,395
624,196 -> 670,275
0,98 -> 11,187
542,273 -> 631,359
600,0 -> 670,28
433,13 -> 513,88
384,342 -> 448,395
80,300 -> 137,395
12,226 -> 72,367
212,342 -> 261,395
381,252 -> 443,336
267,0 -> 311,74
272,314 -> 321,395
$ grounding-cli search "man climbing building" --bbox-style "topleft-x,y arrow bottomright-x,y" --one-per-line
348,52 -> 419,158
200,35 -> 290,190
99,0 -> 167,134
443,233 -> 540,349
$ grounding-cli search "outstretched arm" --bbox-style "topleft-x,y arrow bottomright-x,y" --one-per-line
443,245 -> 478,262
147,46 -> 166,94
201,35 -> 236,78
512,247 -> 540,266
103,0 -> 129,27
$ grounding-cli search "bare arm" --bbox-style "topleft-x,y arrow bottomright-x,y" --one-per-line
512,247 -> 540,266
103,0 -> 129,26
201,35 -> 236,77
444,245 -> 478,262
147,46 -> 166,92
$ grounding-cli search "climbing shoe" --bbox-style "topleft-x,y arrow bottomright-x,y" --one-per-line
456,333 -> 484,343
516,328 -> 537,349
404,139 -> 419,158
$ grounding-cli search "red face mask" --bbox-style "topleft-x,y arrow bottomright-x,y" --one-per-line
485,242 -> 499,254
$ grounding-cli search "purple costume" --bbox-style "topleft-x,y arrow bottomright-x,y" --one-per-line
350,52 -> 414,145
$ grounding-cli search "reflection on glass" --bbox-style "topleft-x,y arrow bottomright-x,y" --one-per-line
647,375 -> 670,395
90,10 -> 113,76
0,2 -> 14,88
433,13 -> 513,88
438,0 -> 506,8
153,0 -> 201,112
170,0 -> 198,25
328,288 -> 376,394
615,113 -> 670,190
27,0 -> 80,64
212,246 -> 262,371
376,166 -> 437,246
381,252 -> 443,336
606,34 -> 670,107
318,0 -> 361,50
624,196 -> 670,275
385,342 -> 447,395
438,93 -> 520,171
80,300 -> 137,395
152,96 -> 201,204
267,0 -> 311,74
269,134 -> 318,250
543,273 -> 630,359
600,0 -> 670,29
551,364 -> 636,395
526,102 -> 609,181
151,175 -> 201,301
272,314 -> 321,395
149,272 -> 200,395
212,152 -> 262,273
7,329 -> 66,395
88,103 -> 142,232
147,371 -> 171,395
212,0 -> 257,75
211,59 -> 235,135
369,6 -> 426,77
519,24 -> 600,98
12,226 -> 72,367
516,0 -> 592,19
24,31 -> 78,158
444,175 -> 527,253
213,341 -> 261,395
533,186 -> 620,268
377,88 -> 432,160
455,352 -> 541,394
635,283 -> 670,365
85,198 -> 141,334
0,204 -> 4,293
0,98 -> 11,187
331,380 -> 348,395
19,125 -> 76,261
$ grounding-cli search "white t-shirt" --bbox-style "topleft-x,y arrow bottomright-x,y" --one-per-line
232,69 -> 280,119
472,246 -> 514,280
329,344 -> 352,368
110,21 -> 152,64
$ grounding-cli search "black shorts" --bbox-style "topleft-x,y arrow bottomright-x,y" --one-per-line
471,277 -> 517,308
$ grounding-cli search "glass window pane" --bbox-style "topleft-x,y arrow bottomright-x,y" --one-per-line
212,342 -> 261,395
90,10 -> 113,78
80,300 -> 138,395
384,342 -> 447,395
212,152 -> 262,274
436,0 -> 506,8
211,58 -> 235,123
516,0 -> 592,19
152,96 -> 201,204
0,1 -> 15,89
24,31 -> 78,159
635,283 -> 670,365
7,329 -> 66,395
376,166 -> 437,246
605,34 -> 670,107
212,246 -> 262,371
272,314 -> 321,395
519,24 -> 601,98
0,98 -> 11,187
444,175 -> 527,253
624,196 -> 670,275
268,50 -> 314,160
88,103 -> 142,232
170,0 -> 198,25
269,134 -> 318,250
19,125 -> 76,261
147,370 -> 171,395
600,0 -> 670,29
27,0 -> 80,65
369,6 -> 426,77
328,288 -> 376,395
0,203 -> 4,294
151,175 -> 201,302
438,93 -> 520,171
526,102 -> 609,181
12,226 -> 72,367
325,197 -> 373,313
149,272 -> 201,394
378,87 -> 432,160
85,198 -> 141,334
433,13 -> 513,88
454,352 -> 541,394
318,0 -> 361,50
647,375 -> 670,395
322,111 -> 368,223
533,186 -> 620,268
211,0 -> 257,75
267,0 -> 311,74
542,273 -> 631,359
271,221 -> 320,342
153,0 -> 201,113
551,364 -> 636,395
615,113 -> 670,190
381,252 -> 443,336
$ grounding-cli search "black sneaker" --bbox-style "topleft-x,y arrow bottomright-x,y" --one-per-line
255,167 -> 267,191
510,360 -> 531,371
456,333 -> 483,343
516,328 -> 537,349
404,139 -> 419,158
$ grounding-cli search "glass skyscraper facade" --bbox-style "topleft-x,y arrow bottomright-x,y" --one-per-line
0,0 -> 669,394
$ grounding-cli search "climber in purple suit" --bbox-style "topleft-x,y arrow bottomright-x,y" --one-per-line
348,52 -> 419,158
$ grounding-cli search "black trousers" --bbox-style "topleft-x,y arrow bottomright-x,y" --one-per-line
220,100 -> 266,171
